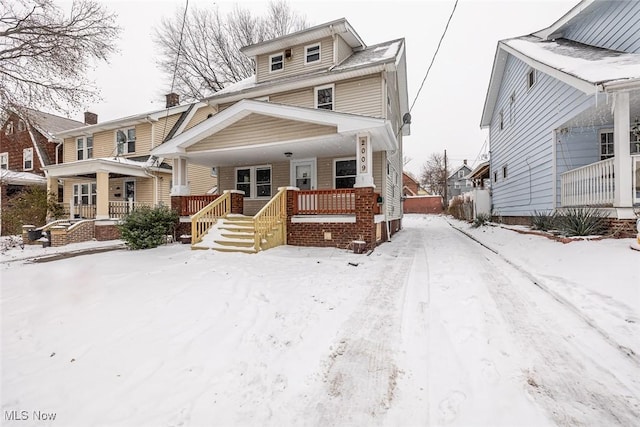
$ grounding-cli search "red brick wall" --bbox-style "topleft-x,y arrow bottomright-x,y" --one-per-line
95,222 -> 120,241
1,114 -> 41,173
287,221 -> 358,248
403,196 -> 443,214
402,173 -> 421,195
66,221 -> 95,244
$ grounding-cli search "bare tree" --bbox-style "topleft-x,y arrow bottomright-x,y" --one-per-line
420,153 -> 448,196
0,0 -> 120,116
154,0 -> 309,101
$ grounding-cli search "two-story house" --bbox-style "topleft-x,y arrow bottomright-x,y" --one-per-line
40,94 -> 218,243
152,18 -> 409,252
481,0 -> 640,234
1,109 -> 85,234
446,161 -> 473,204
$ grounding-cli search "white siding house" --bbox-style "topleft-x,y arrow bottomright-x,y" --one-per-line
481,0 -> 640,229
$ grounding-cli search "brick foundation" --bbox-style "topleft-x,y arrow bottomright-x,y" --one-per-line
606,218 -> 637,238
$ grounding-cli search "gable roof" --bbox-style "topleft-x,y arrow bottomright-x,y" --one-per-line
480,0 -> 640,128
240,18 -> 365,57
21,109 -> 85,141
447,164 -> 472,179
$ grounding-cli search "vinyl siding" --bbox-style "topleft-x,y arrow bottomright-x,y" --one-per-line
154,115 -> 181,146
187,164 -> 218,195
489,54 -> 593,217
256,36 -> 334,84
560,1 -> 640,53
335,75 -> 383,117
270,89 -> 314,108
336,35 -> 352,64
187,114 -> 336,152
185,105 -> 216,130
135,122 -> 152,154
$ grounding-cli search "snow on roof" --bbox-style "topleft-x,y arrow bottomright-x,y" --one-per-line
21,109 -> 85,141
503,36 -> 640,87
0,169 -> 47,185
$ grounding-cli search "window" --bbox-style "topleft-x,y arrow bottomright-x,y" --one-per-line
493,171 -> 498,182
0,152 -> 7,170
335,158 -> 356,188
599,130 -> 640,159
5,121 -> 13,135
458,169 -> 465,178
499,110 -> 504,130
315,84 -> 334,110
73,183 -> 96,205
527,69 -> 536,90
502,165 -> 508,179
124,180 -> 135,201
270,53 -> 284,72
305,43 -> 321,64
235,166 -> 271,198
17,120 -> 26,132
76,136 -> 93,160
23,148 -> 33,170
116,128 -> 136,154
454,182 -> 460,189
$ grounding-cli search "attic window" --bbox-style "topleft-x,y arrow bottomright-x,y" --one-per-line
305,43 -> 320,64
17,120 -> 26,132
5,121 -> 13,135
270,53 -> 284,72
527,69 -> 536,90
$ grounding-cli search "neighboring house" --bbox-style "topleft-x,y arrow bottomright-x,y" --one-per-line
402,171 -> 442,214
481,0 -> 640,234
153,18 -> 409,251
446,161 -> 473,203
0,109 -> 85,235
41,94 -> 217,242
402,172 -> 426,196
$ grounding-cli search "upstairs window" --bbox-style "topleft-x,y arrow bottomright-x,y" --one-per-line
17,120 -> 26,132
76,136 -> 93,160
5,121 -> 13,135
23,147 -> 33,170
0,152 -> 7,170
458,169 -> 465,178
270,53 -> 284,72
305,43 -> 321,64
527,69 -> 537,90
315,84 -> 334,110
116,128 -> 136,155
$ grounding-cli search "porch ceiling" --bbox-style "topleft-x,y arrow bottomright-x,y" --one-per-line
562,89 -> 640,129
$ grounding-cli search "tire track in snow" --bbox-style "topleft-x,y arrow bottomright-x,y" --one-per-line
445,219 -> 640,425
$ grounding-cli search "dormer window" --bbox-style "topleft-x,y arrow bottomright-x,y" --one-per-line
315,84 -> 334,110
270,53 -> 284,72
305,43 -> 321,64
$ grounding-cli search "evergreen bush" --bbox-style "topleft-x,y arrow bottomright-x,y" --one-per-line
472,213 -> 491,228
557,207 -> 607,237
118,205 -> 179,250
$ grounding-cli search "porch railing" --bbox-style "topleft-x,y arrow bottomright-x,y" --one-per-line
191,192 -> 231,245
634,155 -> 640,205
253,187 -> 287,251
560,158 -> 614,207
294,189 -> 356,214
108,201 -> 145,218
178,195 -> 220,216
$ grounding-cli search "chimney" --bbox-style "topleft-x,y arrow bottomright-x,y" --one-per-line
463,159 -> 467,165
84,111 -> 98,125
165,93 -> 179,108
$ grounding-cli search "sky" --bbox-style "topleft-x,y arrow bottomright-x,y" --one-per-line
65,0 -> 578,177
2,215 -> 638,425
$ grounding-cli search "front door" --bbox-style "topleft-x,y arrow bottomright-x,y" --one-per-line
291,159 -> 316,190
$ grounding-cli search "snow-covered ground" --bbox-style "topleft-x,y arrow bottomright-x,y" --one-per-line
1,214 -> 639,426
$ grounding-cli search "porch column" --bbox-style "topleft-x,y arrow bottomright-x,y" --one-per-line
46,176 -> 58,200
96,170 -> 110,220
354,133 -> 375,188
613,91 -> 632,207
171,157 -> 190,196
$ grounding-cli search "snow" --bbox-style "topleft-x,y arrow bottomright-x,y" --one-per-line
0,169 -> 47,185
2,215 -> 639,426
505,36 -> 640,86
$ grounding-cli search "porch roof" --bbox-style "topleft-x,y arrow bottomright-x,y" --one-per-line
151,100 -> 397,167
0,169 -> 47,186
44,157 -> 171,178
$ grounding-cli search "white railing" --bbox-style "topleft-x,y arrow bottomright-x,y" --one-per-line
634,155 -> 640,205
561,158 -> 615,207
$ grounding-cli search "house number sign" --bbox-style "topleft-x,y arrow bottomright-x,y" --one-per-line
359,136 -> 368,173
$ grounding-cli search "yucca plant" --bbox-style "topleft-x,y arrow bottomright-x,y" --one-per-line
558,207 -> 607,237
472,213 -> 491,228
531,210 -> 558,231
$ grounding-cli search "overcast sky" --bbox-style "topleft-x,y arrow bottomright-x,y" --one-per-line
73,0 -> 577,176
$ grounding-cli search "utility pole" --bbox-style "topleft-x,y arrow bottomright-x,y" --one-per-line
443,149 -> 448,205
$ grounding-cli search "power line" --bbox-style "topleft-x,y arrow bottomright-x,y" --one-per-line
409,0 -> 459,114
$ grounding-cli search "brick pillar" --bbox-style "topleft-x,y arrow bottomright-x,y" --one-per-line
285,188 -> 297,242
354,186 -> 375,250
171,196 -> 185,215
228,190 -> 244,215
50,226 -> 67,247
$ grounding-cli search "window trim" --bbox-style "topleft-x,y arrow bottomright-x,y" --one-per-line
527,68 -> 537,90
269,52 -> 284,73
333,157 -> 357,189
0,152 -> 8,170
115,127 -> 136,155
76,136 -> 93,160
315,84 -> 335,111
502,165 -> 508,180
17,120 -> 26,132
73,182 -> 97,205
5,121 -> 13,135
599,128 -> 640,159
23,147 -> 33,171
304,43 -> 321,64
235,165 -> 272,199
499,110 -> 504,130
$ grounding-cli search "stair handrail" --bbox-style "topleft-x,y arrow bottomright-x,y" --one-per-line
252,187 -> 288,252
191,191 -> 231,245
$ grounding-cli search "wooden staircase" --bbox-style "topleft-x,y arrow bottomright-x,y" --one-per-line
211,215 -> 258,254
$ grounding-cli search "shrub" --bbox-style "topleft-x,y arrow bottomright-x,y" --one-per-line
448,197 -> 464,220
557,207 -> 607,237
472,213 -> 491,228
531,210 -> 558,231
118,205 -> 179,250
1,186 -> 48,235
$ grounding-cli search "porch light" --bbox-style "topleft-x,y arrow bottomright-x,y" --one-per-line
284,152 -> 293,158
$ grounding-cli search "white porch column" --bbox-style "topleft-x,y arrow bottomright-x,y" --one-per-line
96,170 -> 110,220
613,91 -> 632,207
171,157 -> 190,196
354,133 -> 375,188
